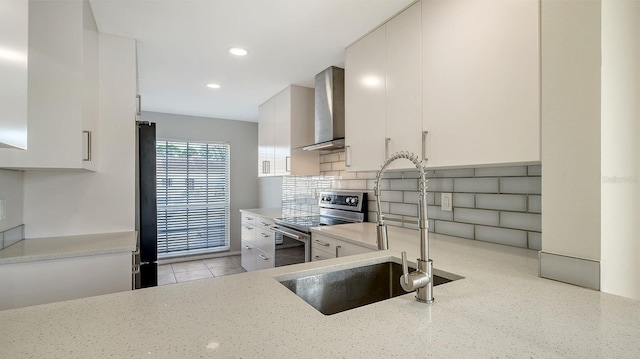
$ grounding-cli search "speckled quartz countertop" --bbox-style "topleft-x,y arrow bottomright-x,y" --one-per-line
0,231 -> 137,264
1,223 -> 639,358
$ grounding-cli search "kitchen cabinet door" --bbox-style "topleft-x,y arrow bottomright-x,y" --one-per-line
0,0 -> 103,170
0,0 -> 28,150
385,1 -> 423,170
258,97 -> 276,176
344,26 -> 386,172
258,85 -> 318,177
422,0 -> 540,168
274,87 -> 291,176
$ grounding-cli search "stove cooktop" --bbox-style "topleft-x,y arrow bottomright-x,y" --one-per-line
275,215 -> 355,233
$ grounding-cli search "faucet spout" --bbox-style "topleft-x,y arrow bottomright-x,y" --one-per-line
374,151 -> 433,303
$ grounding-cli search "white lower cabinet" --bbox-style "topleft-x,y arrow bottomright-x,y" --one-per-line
311,233 -> 373,261
240,212 -> 276,272
0,252 -> 133,311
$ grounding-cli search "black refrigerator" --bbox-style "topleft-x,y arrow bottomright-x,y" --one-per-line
135,121 -> 158,288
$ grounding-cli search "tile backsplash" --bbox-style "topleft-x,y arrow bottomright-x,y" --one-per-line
282,149 -> 542,250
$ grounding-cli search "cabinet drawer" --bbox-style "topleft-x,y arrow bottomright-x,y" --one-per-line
311,247 -> 335,261
255,248 -> 274,270
335,240 -> 374,258
311,234 -> 337,254
255,228 -> 275,254
241,213 -> 257,226
255,216 -> 274,229
241,241 -> 256,272
241,223 -> 256,244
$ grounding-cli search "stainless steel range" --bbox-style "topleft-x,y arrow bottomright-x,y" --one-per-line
271,191 -> 368,266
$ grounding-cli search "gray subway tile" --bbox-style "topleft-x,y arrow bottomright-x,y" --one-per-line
339,171 -> 357,180
390,179 -> 418,191
528,165 -> 542,176
434,220 -> 475,239
379,190 -> 403,202
389,203 -> 418,217
404,191 -> 434,205
428,219 -> 435,233
500,212 -> 541,231
427,205 -> 454,221
368,179 -> 389,191
475,226 -> 528,248
401,171 -> 421,179
476,194 -> 527,212
332,161 -> 346,171
320,163 -> 332,172
382,172 -> 404,179
324,153 -> 340,163
369,200 -> 389,214
454,208 -> 499,226
454,178 -> 499,193
500,177 -> 541,194
433,168 -> 475,178
453,193 -> 475,208
339,151 -> 346,161
425,178 -> 453,192
343,180 -> 367,190
474,166 -> 528,177
356,171 -> 377,179
528,195 -> 541,213
528,232 -> 542,250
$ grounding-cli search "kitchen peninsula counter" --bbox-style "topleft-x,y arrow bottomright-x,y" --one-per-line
1,224 -> 638,358
0,231 -> 137,264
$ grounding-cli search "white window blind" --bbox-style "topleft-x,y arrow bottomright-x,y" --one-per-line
156,140 -> 230,257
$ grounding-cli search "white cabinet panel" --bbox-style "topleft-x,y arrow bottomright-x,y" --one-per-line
345,25 -> 386,172
0,0 -> 29,150
345,2 -> 422,172
258,85 -> 318,176
422,0 -> 540,168
240,240 -> 257,272
0,252 -> 132,311
0,0 -> 101,170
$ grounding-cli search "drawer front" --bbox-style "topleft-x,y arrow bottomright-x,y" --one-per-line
256,216 -> 274,229
335,239 -> 374,258
311,247 -> 335,261
241,223 -> 256,244
255,247 -> 274,270
255,228 -> 275,254
311,234 -> 337,254
241,241 -> 256,272
240,212 -> 257,226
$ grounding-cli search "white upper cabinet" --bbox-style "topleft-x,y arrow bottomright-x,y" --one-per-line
422,0 -> 540,168
258,85 -> 318,177
345,2 -> 422,172
0,0 -> 100,170
0,0 -> 29,150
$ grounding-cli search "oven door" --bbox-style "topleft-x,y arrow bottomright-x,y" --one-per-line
270,225 -> 310,266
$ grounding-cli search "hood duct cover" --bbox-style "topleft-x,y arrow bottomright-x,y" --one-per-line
303,66 -> 345,151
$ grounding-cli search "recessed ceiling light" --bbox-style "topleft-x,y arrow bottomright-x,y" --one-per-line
206,83 -> 221,89
228,47 -> 248,56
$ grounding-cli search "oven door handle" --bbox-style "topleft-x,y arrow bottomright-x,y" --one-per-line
270,226 -> 303,241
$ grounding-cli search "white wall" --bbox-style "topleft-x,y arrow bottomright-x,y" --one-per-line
259,177 -> 282,208
140,111 -> 259,253
600,0 -> 640,300
541,0 -> 602,261
22,33 -> 137,238
0,169 -> 23,232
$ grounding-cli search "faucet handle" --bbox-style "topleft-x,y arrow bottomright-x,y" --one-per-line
401,251 -> 409,285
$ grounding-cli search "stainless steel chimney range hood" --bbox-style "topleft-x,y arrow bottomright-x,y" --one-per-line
303,66 -> 345,151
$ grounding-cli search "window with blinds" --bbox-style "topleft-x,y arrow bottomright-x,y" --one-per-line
156,140 -> 230,257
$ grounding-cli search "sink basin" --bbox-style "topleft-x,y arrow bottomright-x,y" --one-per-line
279,261 -> 459,315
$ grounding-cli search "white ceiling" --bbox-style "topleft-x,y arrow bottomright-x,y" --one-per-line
89,0 -> 414,122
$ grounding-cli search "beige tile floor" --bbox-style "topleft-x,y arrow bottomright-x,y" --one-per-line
158,255 -> 246,285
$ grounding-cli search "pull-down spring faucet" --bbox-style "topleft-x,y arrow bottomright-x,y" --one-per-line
374,151 -> 433,303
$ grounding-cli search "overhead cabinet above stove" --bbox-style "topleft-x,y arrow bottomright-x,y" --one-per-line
258,85 -> 319,177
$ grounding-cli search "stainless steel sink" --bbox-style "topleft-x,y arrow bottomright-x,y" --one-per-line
279,261 -> 459,315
